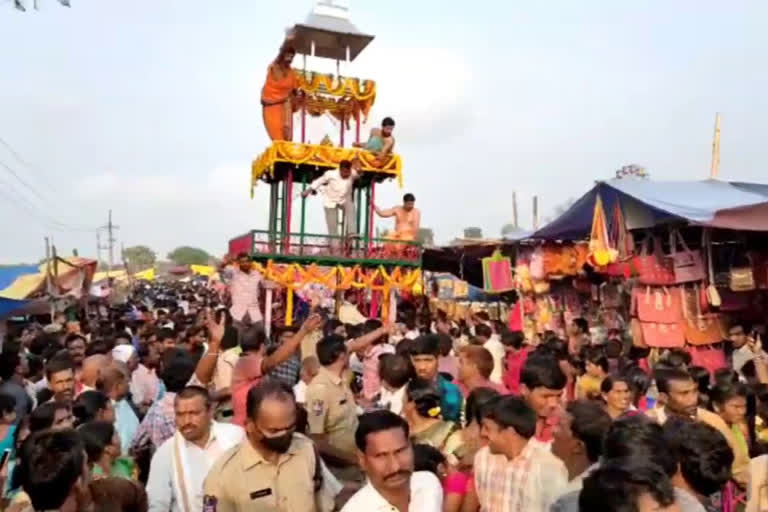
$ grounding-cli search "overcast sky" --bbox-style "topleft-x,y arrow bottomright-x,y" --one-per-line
1,0 -> 766,263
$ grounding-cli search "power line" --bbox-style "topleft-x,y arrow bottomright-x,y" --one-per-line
0,176 -> 95,232
0,136 -> 57,196
0,158 -> 47,202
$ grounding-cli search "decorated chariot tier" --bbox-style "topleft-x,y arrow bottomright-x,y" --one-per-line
230,0 -> 422,320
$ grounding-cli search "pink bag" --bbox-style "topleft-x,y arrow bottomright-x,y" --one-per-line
635,236 -> 675,286
669,230 -> 706,283
640,321 -> 685,348
634,286 -> 683,324
687,345 -> 726,375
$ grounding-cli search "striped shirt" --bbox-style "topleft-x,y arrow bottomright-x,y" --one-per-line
473,440 -> 567,512
227,268 -> 263,323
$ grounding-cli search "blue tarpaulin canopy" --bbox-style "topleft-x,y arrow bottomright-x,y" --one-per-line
531,179 -> 768,241
0,297 -> 31,318
0,265 -> 39,291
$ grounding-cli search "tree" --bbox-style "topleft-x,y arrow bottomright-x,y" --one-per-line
122,245 -> 156,267
167,246 -> 212,266
417,228 -> 434,246
463,227 -> 483,239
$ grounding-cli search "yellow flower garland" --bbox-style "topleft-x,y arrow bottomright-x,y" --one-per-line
251,142 -> 403,196
248,261 -> 420,326
294,70 -> 377,102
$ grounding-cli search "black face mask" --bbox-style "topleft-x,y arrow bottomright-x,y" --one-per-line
260,431 -> 294,453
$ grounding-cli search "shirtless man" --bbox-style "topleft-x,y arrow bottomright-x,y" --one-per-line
375,194 -> 420,251
353,117 -> 395,165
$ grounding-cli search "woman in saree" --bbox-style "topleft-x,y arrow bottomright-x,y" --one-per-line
404,378 -> 458,451
261,38 -> 298,141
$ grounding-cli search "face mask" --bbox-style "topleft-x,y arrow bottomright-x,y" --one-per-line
260,431 -> 294,453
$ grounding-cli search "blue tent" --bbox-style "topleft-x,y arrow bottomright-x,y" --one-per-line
0,297 -> 30,318
531,179 -> 768,240
0,265 -> 39,291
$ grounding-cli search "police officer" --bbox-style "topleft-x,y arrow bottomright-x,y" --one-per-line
305,325 -> 393,479
203,380 -> 339,512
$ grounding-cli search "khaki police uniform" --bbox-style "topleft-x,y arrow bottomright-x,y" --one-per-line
305,366 -> 359,458
202,433 -> 335,512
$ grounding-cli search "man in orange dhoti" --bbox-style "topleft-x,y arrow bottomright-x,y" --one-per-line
261,40 -> 298,141
375,193 -> 421,256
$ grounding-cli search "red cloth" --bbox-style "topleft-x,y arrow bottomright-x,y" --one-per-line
231,353 -> 264,427
502,347 -> 531,395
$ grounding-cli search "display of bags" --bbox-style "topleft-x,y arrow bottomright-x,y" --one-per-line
640,321 -> 685,348
634,286 -> 683,324
635,236 -> 675,286
669,230 -> 706,283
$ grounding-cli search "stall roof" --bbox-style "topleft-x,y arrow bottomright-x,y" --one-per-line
531,179 -> 768,240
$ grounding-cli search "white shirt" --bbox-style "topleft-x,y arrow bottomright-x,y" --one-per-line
311,169 -> 357,208
228,267 -> 264,323
484,335 -> 506,385
294,380 -> 308,404
147,422 -> 245,512
379,385 -> 406,416
341,471 -> 443,512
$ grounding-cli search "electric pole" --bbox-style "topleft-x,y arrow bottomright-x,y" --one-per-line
97,210 -> 119,278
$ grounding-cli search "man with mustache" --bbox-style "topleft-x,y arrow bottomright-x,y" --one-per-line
146,386 -> 244,512
341,410 -> 442,512
203,380 -> 341,511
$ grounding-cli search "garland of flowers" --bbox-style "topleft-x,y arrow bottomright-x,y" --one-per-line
251,142 -> 403,196
250,261 -> 421,325
294,70 -> 377,102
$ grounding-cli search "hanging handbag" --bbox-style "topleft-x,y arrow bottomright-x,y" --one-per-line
682,284 -> 725,345
635,236 -> 675,286
704,229 -> 721,307
669,229 -> 706,283
640,321 -> 686,348
687,345 -> 727,374
630,317 -> 647,348
635,286 -> 683,324
730,265 -> 755,292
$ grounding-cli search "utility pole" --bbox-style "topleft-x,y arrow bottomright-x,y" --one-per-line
710,113 -> 721,179
98,210 -> 119,278
512,191 -> 519,229
44,237 -> 53,322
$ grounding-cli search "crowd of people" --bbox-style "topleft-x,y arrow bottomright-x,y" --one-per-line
1,258 -> 768,512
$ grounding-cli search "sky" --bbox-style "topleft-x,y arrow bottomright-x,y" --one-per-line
1,0 -> 767,263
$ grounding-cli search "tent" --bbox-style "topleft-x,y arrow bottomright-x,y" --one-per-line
531,179 -> 768,241
0,258 -> 97,300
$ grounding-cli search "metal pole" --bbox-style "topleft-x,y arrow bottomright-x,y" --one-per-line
300,176 -> 307,255
45,237 -> 53,323
269,183 -> 278,250
533,195 -> 539,230
339,116 -> 345,147
710,113 -> 721,179
301,105 -> 307,143
363,186 -> 370,251
368,182 -> 376,255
